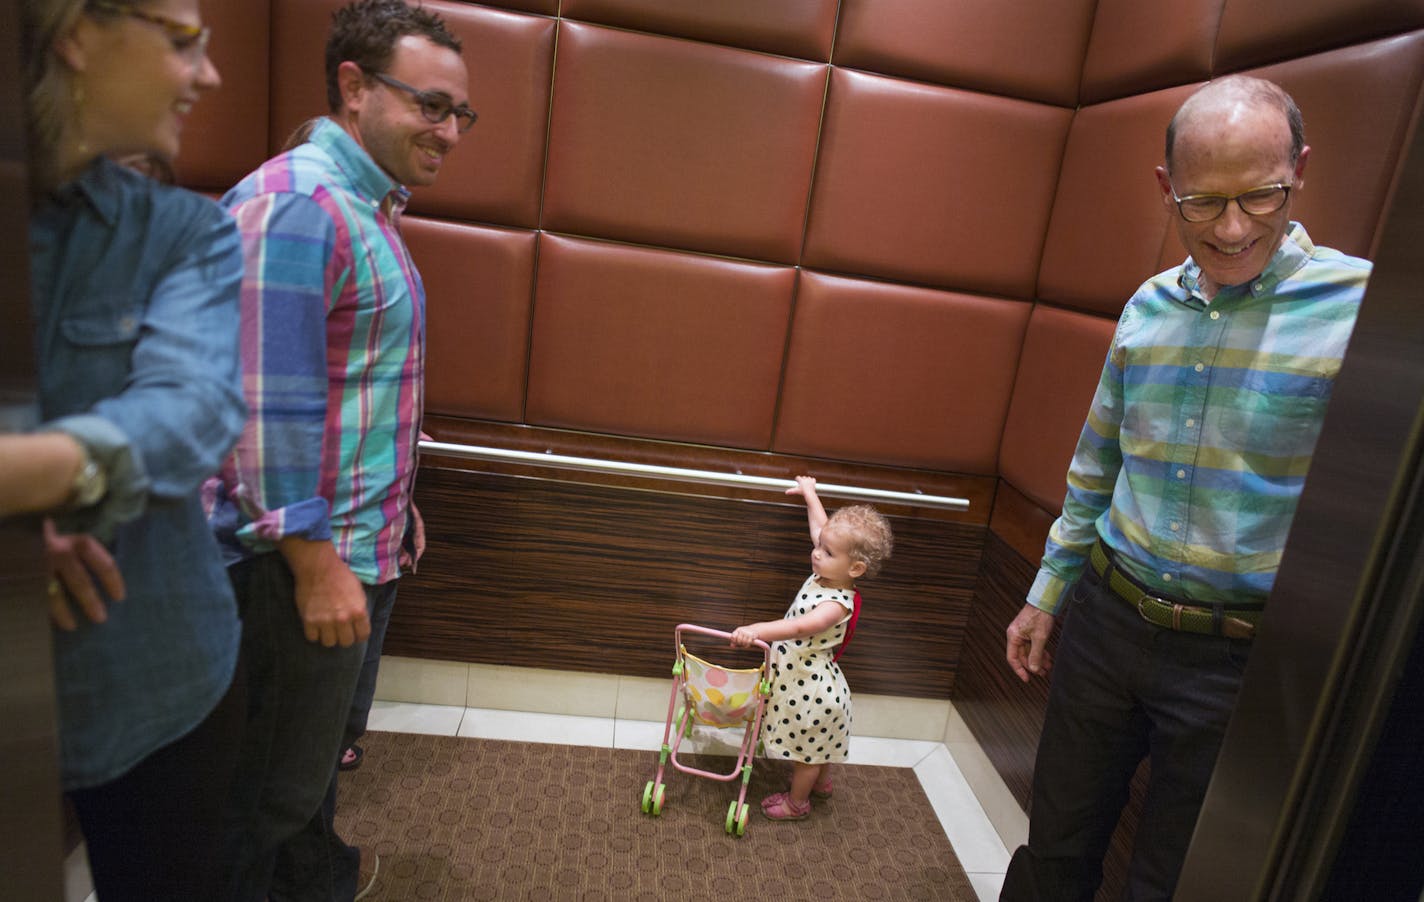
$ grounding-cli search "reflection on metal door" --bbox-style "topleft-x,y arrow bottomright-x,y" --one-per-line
0,0 -> 67,898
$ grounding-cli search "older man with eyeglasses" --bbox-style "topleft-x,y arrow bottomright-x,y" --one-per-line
208,1 -> 473,899
1000,75 -> 1372,900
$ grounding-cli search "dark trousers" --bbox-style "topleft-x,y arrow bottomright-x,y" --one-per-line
270,579 -> 398,902
69,655 -> 247,902
1000,568 -> 1251,901
220,553 -> 368,902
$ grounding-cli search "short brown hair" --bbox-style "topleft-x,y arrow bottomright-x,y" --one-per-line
325,0 -> 462,113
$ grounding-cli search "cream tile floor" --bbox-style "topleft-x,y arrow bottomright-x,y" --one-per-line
72,663 -> 1016,901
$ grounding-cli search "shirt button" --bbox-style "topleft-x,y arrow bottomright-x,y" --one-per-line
1185,418 -> 1195,428
1170,522 -> 1180,532
1194,363 -> 1205,373
1210,310 -> 1220,320
1177,469 -> 1187,479
1162,573 -> 1173,581
1253,282 -> 1264,292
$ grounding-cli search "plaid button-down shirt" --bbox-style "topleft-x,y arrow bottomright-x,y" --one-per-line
213,118 -> 424,585
1029,224 -> 1371,615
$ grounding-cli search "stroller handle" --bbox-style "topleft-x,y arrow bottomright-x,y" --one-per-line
675,623 -> 770,653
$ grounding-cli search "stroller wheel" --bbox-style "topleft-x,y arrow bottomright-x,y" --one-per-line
642,780 -> 666,816
725,801 -> 749,836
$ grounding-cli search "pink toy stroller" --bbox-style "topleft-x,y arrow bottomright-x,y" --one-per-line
641,624 -> 772,836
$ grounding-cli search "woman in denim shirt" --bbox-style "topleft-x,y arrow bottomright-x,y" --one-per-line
21,1 -> 247,898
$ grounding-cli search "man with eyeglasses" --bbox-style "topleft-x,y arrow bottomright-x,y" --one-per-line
1000,76 -> 1372,900
208,1 -> 473,899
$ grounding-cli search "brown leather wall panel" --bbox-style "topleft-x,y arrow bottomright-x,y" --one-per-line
561,0 -> 839,61
525,235 -> 795,447
998,306 -> 1116,514
1216,0 -> 1424,72
410,218 -> 537,423
803,69 -> 1073,299
1078,0 -> 1220,105
834,0 -> 1096,107
181,1 -> 271,192
774,272 -> 1031,473
1247,35 -> 1424,260
541,23 -> 827,264
410,6 -> 556,226
1037,85 -> 1199,315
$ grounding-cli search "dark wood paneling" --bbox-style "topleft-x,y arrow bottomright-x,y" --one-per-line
387,464 -> 983,698
952,529 -> 1050,806
954,523 -> 1145,901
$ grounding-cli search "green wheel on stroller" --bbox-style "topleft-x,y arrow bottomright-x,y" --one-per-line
725,801 -> 749,836
642,780 -> 666,815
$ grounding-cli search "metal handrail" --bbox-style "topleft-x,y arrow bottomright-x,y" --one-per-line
419,440 -> 970,511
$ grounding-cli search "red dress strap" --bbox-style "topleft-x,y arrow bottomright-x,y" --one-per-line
832,589 -> 861,663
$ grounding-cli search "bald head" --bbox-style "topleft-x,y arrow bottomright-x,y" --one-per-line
1165,76 -> 1304,175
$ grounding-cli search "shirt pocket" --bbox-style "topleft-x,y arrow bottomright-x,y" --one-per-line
1214,368 -> 1331,458
58,304 -> 143,396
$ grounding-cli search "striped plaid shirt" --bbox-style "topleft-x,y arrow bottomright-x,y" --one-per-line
213,118 -> 424,585
1028,224 -> 1370,615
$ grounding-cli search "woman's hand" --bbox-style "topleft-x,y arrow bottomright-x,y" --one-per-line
45,518 -> 126,631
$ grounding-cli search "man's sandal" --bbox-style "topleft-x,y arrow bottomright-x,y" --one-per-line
760,792 -> 811,820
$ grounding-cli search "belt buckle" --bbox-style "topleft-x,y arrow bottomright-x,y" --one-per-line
1135,593 -> 1159,626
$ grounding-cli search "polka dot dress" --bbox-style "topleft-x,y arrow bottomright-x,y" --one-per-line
761,574 -> 855,765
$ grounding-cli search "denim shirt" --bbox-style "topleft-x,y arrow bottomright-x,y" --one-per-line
31,157 -> 247,790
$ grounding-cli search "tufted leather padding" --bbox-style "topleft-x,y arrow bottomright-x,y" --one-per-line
179,3 -> 271,192
524,235 -> 796,447
1037,84 -> 1199,316
803,69 -> 1073,299
560,0 -> 839,61
1216,0 -> 1424,73
774,271 -> 1031,473
408,217 -> 538,423
541,22 -> 827,265
1078,0 -> 1220,105
998,305 -> 1116,513
1227,35 -> 1424,262
833,0 -> 1097,108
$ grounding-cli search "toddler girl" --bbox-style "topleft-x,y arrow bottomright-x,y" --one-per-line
731,476 -> 893,820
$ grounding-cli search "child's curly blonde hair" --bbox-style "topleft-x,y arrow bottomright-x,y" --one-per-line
826,504 -> 894,577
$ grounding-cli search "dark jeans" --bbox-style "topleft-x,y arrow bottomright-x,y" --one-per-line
1000,568 -> 1251,902
270,579 -> 398,902
70,655 -> 246,902
220,553 -> 368,902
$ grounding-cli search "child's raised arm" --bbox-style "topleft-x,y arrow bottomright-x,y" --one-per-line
786,475 -> 829,546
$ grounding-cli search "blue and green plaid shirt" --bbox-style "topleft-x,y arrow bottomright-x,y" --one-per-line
1028,223 -> 1371,615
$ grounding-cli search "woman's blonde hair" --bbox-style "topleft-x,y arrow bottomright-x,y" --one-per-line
826,504 -> 894,577
22,0 -> 129,194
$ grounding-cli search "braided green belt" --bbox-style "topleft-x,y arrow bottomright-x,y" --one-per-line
1088,542 -> 1261,640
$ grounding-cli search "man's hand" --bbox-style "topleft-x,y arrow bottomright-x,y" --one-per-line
44,518 -> 127,631
1006,603 -> 1056,683
280,537 -> 370,647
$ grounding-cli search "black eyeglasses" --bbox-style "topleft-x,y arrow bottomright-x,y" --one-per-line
1170,183 -> 1292,223
363,70 -> 477,133
88,1 -> 211,69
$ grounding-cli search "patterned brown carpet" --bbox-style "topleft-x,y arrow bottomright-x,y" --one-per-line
335,731 -> 977,900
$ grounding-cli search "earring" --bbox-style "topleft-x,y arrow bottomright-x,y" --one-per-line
71,77 -> 88,158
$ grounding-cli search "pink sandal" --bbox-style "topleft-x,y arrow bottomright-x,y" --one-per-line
760,792 -> 811,820
811,777 -> 833,799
